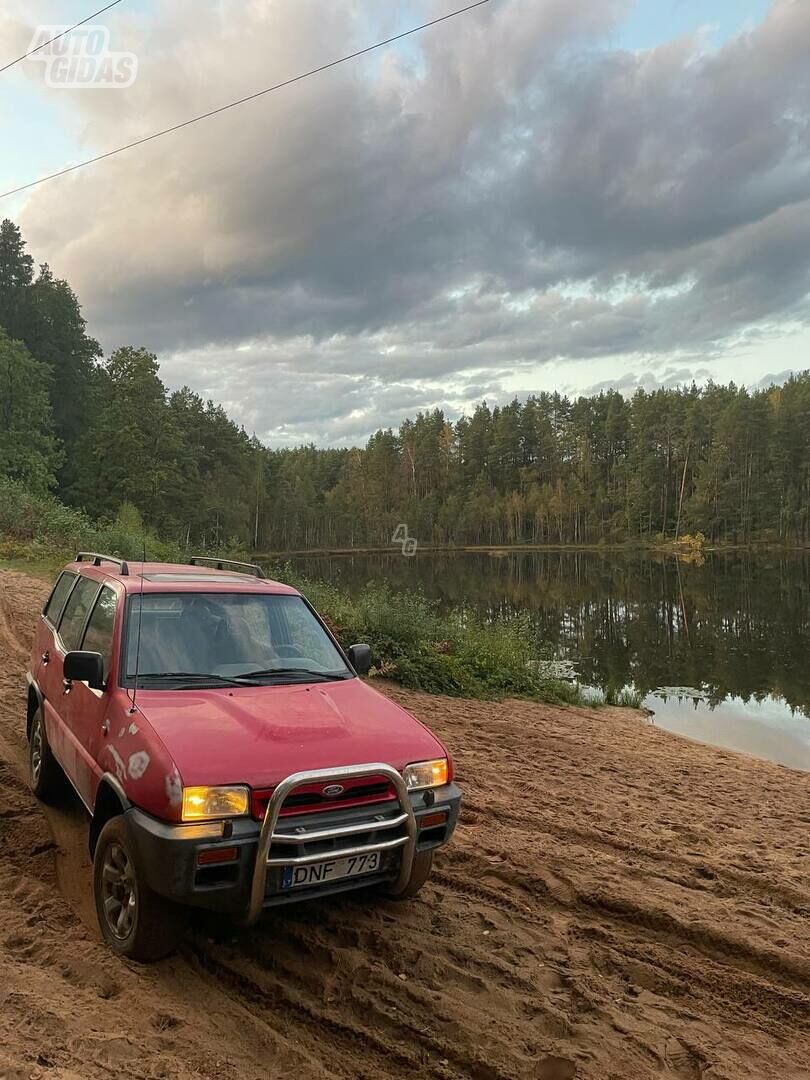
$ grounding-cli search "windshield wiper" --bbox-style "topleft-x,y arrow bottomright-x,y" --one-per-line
233,667 -> 349,682
134,671 -> 248,687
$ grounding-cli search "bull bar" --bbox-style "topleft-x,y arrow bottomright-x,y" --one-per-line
245,763 -> 417,925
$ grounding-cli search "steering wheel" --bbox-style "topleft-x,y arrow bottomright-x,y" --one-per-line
274,643 -> 308,658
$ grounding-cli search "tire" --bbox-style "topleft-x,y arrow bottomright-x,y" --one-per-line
93,816 -> 181,962
385,849 -> 434,900
28,705 -> 65,803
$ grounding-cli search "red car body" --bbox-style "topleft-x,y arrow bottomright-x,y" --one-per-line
25,555 -> 461,959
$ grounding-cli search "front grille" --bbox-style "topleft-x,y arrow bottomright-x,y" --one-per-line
251,775 -> 397,819
272,804 -> 405,854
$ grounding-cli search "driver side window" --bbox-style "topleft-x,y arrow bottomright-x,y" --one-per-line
58,577 -> 101,652
81,586 -> 117,682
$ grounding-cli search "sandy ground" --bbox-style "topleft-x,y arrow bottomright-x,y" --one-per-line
0,567 -> 808,1080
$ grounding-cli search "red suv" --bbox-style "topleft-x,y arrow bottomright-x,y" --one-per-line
26,553 -> 461,961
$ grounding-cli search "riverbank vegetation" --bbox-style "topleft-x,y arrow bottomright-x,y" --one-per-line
0,479 -> 602,704
274,566 -> 599,702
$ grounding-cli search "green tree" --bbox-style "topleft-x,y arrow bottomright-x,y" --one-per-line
24,264 -> 101,460
0,328 -> 61,494
0,222 -> 101,485
0,219 -> 34,336
68,347 -> 181,522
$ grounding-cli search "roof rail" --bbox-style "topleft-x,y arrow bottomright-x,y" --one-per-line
76,552 -> 130,575
189,556 -> 266,580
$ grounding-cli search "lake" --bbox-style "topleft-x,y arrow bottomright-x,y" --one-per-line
289,549 -> 810,771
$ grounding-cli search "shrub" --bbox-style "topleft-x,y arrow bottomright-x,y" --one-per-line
272,564 -> 585,704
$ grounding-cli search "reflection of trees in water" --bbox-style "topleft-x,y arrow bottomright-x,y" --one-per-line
294,551 -> 810,717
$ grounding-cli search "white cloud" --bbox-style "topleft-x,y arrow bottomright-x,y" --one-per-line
7,0 -> 810,444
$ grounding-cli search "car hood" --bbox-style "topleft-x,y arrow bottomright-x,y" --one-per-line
135,677 -> 445,788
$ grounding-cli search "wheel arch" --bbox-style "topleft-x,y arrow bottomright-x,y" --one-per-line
90,774 -> 131,857
25,674 -> 43,739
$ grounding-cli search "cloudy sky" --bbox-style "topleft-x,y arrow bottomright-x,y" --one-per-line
2,0 -> 809,445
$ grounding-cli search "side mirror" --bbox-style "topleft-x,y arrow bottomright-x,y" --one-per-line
347,643 -> 372,676
64,650 -> 105,691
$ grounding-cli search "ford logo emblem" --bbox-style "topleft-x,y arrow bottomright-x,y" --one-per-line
322,784 -> 345,797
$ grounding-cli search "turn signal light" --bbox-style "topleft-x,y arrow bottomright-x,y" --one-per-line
197,846 -> 239,866
419,811 -> 448,830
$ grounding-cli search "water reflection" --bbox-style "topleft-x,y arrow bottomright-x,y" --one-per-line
290,549 -> 810,768
645,692 -> 810,771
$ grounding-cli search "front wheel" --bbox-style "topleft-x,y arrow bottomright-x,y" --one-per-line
385,850 -> 434,900
93,816 -> 181,962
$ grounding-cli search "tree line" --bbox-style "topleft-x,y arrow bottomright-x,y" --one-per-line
1,217 -> 809,552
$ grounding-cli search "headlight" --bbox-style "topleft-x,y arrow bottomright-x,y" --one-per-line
403,758 -> 448,791
182,785 -> 249,821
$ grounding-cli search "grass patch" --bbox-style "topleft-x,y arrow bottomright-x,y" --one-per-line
0,557 -> 61,581
605,685 -> 645,708
579,685 -> 645,709
0,478 -> 241,568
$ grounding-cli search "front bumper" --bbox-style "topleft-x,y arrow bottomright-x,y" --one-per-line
126,771 -> 461,918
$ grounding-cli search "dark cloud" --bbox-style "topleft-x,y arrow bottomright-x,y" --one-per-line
11,0 -> 810,443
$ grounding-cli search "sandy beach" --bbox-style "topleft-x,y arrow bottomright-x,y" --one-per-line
1,567 -> 808,1079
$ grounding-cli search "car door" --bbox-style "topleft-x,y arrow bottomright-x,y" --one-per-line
66,583 -> 119,808
34,570 -> 77,693
48,574 -> 103,796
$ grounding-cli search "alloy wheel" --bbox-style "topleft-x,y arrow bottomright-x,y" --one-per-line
30,715 -> 43,785
101,842 -> 137,940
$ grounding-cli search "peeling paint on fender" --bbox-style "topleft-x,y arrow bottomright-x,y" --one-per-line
165,768 -> 182,807
128,750 -> 150,780
107,746 -> 127,783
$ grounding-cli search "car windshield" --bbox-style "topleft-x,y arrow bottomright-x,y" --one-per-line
122,592 -> 351,687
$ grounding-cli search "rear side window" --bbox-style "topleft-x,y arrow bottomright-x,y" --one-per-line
58,577 -> 100,652
81,586 -> 117,680
44,572 -> 76,625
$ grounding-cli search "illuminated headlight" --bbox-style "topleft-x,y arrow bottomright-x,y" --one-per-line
182,785 -> 249,822
403,758 -> 448,791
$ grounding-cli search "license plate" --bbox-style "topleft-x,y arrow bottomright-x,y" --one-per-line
281,850 -> 381,890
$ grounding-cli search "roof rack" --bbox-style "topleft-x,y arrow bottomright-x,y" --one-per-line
76,552 -> 130,575
189,556 -> 266,580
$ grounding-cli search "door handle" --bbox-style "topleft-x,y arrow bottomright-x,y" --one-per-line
41,651 -> 50,665
62,678 -> 72,694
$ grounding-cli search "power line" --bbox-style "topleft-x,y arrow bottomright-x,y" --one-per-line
0,0 -> 126,75
0,0 -> 491,202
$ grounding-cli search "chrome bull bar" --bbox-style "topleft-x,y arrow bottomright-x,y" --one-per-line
245,763 -> 417,925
